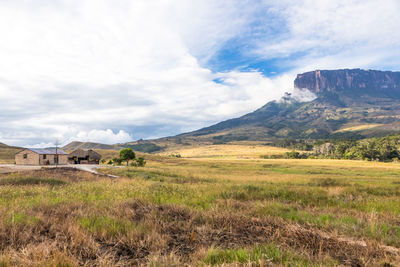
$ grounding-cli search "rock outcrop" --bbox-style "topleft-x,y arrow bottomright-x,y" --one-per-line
294,69 -> 400,97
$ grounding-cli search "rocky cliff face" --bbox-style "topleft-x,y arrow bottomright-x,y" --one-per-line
294,69 -> 400,96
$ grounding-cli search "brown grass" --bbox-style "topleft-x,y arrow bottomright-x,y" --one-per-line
1,156 -> 400,266
1,199 -> 396,266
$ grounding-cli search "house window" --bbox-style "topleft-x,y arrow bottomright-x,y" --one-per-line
43,155 -> 47,159
23,154 -> 27,159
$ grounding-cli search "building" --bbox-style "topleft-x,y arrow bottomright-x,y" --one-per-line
15,148 -> 69,165
68,149 -> 101,164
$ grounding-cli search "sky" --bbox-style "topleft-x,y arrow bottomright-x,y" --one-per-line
0,0 -> 399,147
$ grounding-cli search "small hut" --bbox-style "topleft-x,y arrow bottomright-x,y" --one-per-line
68,149 -> 101,164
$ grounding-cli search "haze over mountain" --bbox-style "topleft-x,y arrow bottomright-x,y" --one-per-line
173,69 -> 400,141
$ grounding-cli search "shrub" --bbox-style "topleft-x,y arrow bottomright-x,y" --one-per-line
136,157 -> 146,167
112,158 -> 123,166
283,151 -> 308,159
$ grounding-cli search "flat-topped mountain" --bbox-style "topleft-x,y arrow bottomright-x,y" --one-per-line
294,69 -> 400,97
173,69 -> 400,141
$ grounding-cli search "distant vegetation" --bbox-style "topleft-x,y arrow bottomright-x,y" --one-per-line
265,134 -> 400,162
316,135 -> 400,161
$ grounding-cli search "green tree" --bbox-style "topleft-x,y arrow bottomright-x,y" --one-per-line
119,148 -> 136,166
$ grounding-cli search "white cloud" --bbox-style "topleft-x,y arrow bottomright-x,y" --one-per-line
22,128 -> 132,148
0,0 -> 294,146
256,0 -> 400,71
68,129 -> 132,145
0,0 -> 399,146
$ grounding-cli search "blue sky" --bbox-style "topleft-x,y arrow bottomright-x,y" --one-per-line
0,0 -> 399,147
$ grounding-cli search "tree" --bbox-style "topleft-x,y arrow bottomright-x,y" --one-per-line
119,148 -> 136,166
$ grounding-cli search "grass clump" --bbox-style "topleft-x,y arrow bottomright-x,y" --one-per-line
204,243 -> 323,266
0,177 -> 67,186
313,178 -> 347,187
220,184 -> 333,207
3,212 -> 40,226
79,215 -> 147,238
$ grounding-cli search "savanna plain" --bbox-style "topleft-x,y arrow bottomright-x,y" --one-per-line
1,145 -> 400,266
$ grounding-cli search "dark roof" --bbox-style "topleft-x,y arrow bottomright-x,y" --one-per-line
68,149 -> 101,159
27,148 -> 68,155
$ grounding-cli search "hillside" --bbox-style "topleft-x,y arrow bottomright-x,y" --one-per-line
63,141 -> 163,153
0,143 -> 22,163
174,69 -> 400,142
62,141 -> 121,151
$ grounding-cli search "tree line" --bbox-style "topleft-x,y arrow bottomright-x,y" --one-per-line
265,134 -> 400,162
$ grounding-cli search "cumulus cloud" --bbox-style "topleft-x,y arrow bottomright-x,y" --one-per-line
0,0 -> 294,146
65,129 -> 132,145
0,0 -> 398,146
22,129 -> 132,148
255,0 -> 400,71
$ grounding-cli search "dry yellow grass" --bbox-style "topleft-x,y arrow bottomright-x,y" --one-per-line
159,144 -> 291,158
334,123 -> 382,133
144,157 -> 400,184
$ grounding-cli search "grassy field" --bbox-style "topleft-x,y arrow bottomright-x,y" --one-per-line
158,143 -> 291,159
1,148 -> 400,266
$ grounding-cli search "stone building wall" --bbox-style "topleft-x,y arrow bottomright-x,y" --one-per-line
15,149 -> 40,165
